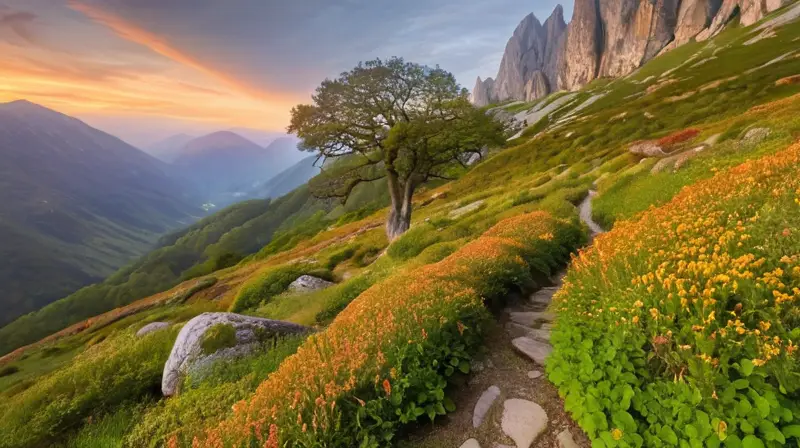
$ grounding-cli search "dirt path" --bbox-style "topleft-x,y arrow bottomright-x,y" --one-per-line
401,192 -> 604,448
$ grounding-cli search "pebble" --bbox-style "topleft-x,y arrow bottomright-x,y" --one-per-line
527,370 -> 543,379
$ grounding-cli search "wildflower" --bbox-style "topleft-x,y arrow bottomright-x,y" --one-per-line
632,316 -> 640,324
752,358 -> 766,366
457,321 -> 466,335
759,321 -> 771,332
612,428 -> 623,440
650,308 -> 659,319
634,300 -> 644,308
382,379 -> 392,396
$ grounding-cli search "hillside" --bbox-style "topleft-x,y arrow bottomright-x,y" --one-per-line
0,100 -> 200,327
0,5 -> 799,448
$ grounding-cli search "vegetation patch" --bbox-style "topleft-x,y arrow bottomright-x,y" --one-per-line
230,264 -> 333,313
549,143 -> 800,448
201,324 -> 238,356
202,210 -> 583,446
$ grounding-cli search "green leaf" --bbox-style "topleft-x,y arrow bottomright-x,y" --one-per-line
724,435 -> 742,448
660,427 -> 679,446
733,379 -> 750,390
458,360 -> 470,374
443,397 -> 456,413
782,425 -> 800,439
741,435 -> 764,448
740,359 -> 754,376
754,396 -> 770,418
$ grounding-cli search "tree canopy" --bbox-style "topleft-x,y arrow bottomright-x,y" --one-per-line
289,57 -> 507,240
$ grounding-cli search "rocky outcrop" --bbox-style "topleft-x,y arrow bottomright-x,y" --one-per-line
475,0 -> 786,103
136,322 -> 170,337
162,312 -> 308,396
525,71 -> 550,101
472,77 -> 496,107
559,0 -> 601,91
288,275 -> 334,293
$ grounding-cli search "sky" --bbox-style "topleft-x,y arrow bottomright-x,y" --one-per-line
0,0 -> 573,147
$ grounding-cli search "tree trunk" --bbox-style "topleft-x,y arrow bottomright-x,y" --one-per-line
385,172 -> 414,241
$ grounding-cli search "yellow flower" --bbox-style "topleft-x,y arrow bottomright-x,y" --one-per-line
612,429 -> 623,440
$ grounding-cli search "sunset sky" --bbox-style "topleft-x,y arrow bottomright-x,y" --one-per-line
0,0 -> 571,147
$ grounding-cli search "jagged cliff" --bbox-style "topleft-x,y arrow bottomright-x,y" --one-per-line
473,0 -> 791,106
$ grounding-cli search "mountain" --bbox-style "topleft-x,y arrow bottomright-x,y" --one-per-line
248,155 -> 321,200
0,100 -> 200,327
145,133 -> 195,163
473,0 -> 793,105
173,132 -> 306,206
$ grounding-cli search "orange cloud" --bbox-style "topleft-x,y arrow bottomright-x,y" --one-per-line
67,0 -> 300,106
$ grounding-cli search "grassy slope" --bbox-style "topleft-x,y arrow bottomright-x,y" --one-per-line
0,11 -> 798,447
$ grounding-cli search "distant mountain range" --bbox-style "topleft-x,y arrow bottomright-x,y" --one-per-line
0,100 -> 201,326
146,131 -> 311,207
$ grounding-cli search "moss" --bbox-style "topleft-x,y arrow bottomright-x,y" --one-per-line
200,324 -> 238,356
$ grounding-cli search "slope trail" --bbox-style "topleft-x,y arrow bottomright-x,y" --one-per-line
402,191 -> 605,448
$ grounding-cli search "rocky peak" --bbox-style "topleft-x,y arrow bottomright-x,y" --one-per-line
560,0 -> 602,91
472,76 -> 496,107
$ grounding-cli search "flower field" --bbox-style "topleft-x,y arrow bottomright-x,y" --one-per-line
198,210 -> 583,447
548,142 -> 800,447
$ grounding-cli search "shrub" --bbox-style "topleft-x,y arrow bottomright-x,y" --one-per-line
0,328 -> 178,448
202,210 -> 583,447
323,246 -> 358,270
0,365 -> 19,377
386,223 -> 441,261
230,265 -> 332,313
657,128 -> 700,148
201,324 -> 238,355
549,142 -> 800,448
168,277 -> 218,305
126,337 -> 304,447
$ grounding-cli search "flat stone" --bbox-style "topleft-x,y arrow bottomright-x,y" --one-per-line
530,287 -> 559,304
512,337 -> 553,365
460,439 -> 481,448
501,399 -> 548,448
557,430 -> 580,448
540,323 -> 554,331
494,445 -> 515,448
527,328 -> 551,343
449,200 -> 485,219
136,322 -> 169,337
473,385 -> 501,428
509,312 -> 555,327
527,370 -> 543,379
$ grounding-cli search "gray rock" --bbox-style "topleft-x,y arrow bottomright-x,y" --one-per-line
501,399 -> 548,448
136,322 -> 170,337
288,275 -> 334,293
473,77 -> 496,107
162,312 -> 308,396
560,0 -> 601,91
557,429 -> 580,448
512,337 -> 553,365
629,141 -> 666,157
741,127 -> 771,146
449,200 -> 485,219
525,71 -> 550,101
527,370 -> 543,379
527,328 -> 552,343
473,385 -> 502,428
530,286 -> 559,304
460,439 -> 481,448
510,311 -> 555,327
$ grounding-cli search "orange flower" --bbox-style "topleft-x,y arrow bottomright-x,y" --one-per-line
382,379 -> 392,396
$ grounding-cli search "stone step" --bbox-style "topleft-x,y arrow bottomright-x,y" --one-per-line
529,287 -> 559,304
509,311 -> 555,327
505,323 -> 551,342
512,337 -> 553,365
501,399 -> 549,448
460,439 -> 481,448
473,385 -> 501,428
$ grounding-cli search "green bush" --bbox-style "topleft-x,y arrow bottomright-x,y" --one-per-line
0,328 -> 178,448
0,365 -> 19,378
230,265 -> 332,313
387,223 -> 441,261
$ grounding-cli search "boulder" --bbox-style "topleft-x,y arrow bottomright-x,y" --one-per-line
629,141 -> 667,157
162,312 -> 308,396
501,399 -> 548,448
449,200 -> 485,219
741,127 -> 771,146
136,322 -> 170,337
288,275 -> 334,293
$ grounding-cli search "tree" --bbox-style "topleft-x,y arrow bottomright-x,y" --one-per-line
288,57 -> 508,240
